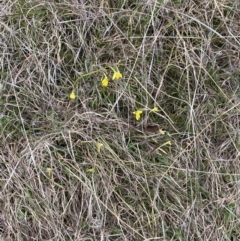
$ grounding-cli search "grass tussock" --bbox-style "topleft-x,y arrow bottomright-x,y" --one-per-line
1,0 -> 240,240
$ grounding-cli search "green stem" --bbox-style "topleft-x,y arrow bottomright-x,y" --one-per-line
73,68 -> 107,88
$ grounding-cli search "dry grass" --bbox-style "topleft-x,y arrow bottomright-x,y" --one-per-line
1,0 -> 240,240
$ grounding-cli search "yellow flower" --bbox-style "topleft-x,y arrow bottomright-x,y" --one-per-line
112,69 -> 122,80
158,128 -> 166,135
46,167 -> 52,176
70,91 -> 76,100
157,141 -> 172,154
101,76 -> 109,87
151,107 -> 159,113
166,141 -> 172,146
96,142 -> 103,153
86,168 -> 95,173
133,110 -> 143,121
162,140 -> 172,146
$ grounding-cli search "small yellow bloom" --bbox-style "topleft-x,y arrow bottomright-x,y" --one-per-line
96,142 -> 103,153
70,91 -> 76,100
157,140 -> 172,154
166,141 -> 172,146
46,167 -> 52,176
86,168 -> 95,173
101,76 -> 109,87
158,128 -> 166,135
112,69 -> 122,80
162,140 -> 172,146
151,107 -> 159,113
133,110 -> 143,121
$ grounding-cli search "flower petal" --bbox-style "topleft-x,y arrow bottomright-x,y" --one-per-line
133,110 -> 143,120
112,70 -> 122,80
101,76 -> 109,87
70,91 -> 76,100
96,143 -> 103,153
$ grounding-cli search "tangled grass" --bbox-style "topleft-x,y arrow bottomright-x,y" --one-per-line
1,0 -> 240,240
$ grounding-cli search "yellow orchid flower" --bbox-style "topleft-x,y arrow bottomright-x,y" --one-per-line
150,107 -> 159,113
69,90 -> 76,100
165,141 -> 172,146
133,110 -> 143,121
112,68 -> 122,80
96,142 -> 103,153
101,75 -> 109,87
161,140 -> 172,146
86,168 -> 95,173
157,140 -> 172,154
46,167 -> 52,176
158,128 -> 166,135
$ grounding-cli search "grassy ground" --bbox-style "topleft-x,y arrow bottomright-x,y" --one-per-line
1,0 -> 240,240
